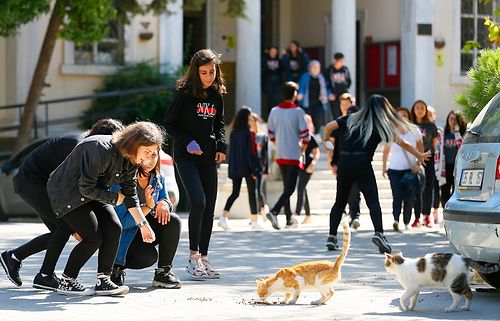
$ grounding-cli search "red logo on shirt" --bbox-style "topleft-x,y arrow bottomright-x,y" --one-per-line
196,103 -> 217,119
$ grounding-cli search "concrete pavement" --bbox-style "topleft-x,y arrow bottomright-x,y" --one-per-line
0,212 -> 499,321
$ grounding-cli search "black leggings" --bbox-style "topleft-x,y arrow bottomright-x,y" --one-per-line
440,163 -> 455,207
12,178 -> 73,275
432,173 -> 440,209
256,174 -> 267,210
223,176 -> 258,214
272,165 -> 299,222
329,157 -> 383,236
295,170 -> 311,216
123,213 -> 181,269
421,158 -> 435,216
62,201 -> 121,278
176,160 -> 217,256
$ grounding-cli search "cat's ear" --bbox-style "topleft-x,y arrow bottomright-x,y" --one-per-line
256,278 -> 264,284
384,253 -> 392,259
396,251 -> 403,257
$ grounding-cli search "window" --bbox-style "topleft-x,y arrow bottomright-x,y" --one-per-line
74,21 -> 124,65
461,0 -> 498,73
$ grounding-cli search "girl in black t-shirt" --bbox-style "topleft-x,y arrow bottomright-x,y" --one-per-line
323,95 -> 430,254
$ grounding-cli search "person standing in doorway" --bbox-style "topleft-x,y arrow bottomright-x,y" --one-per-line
266,81 -> 310,229
281,40 -> 310,83
164,49 -> 227,279
324,52 -> 352,120
262,46 -> 282,120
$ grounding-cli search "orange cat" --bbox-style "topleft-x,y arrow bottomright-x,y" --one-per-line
256,223 -> 350,305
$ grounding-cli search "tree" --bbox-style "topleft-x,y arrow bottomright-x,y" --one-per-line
0,0 -> 245,151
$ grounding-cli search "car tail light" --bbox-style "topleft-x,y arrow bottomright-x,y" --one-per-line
496,155 -> 500,180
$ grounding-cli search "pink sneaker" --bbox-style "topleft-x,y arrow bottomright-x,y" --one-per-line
201,257 -> 220,279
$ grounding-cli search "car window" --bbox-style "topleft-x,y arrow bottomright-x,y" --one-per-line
463,93 -> 500,144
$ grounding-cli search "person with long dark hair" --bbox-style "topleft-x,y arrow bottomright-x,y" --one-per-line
410,100 -> 438,228
0,119 -> 124,291
281,40 -> 310,83
323,95 -> 430,253
219,106 -> 265,231
164,49 -> 227,279
439,110 -> 466,206
47,121 -> 162,296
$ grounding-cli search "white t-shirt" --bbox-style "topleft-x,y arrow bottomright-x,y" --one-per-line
388,130 -> 422,170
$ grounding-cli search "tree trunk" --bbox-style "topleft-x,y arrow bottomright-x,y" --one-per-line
13,0 -> 62,152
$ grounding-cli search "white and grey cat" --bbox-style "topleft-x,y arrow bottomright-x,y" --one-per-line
385,252 -> 499,312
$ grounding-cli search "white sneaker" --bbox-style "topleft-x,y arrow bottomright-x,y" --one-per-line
217,217 -> 231,230
186,255 -> 207,280
251,221 -> 267,230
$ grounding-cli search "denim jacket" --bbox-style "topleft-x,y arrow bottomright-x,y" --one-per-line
112,172 -> 172,266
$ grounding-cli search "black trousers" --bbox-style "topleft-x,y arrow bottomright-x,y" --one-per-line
223,176 -> 258,214
295,170 -> 311,216
123,213 -> 181,269
176,160 -> 217,256
272,165 -> 299,223
12,177 -> 73,275
421,158 -> 435,216
440,163 -> 455,207
348,182 -> 361,219
256,173 -> 267,210
62,201 -> 121,278
329,157 -> 383,236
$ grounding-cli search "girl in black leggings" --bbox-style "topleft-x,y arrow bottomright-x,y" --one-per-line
165,49 -> 227,279
47,121 -> 163,296
323,95 -> 430,254
111,151 -> 181,289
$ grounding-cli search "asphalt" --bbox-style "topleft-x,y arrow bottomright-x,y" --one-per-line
0,212 -> 499,321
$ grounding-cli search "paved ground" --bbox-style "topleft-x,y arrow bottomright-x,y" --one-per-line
0,212 -> 498,321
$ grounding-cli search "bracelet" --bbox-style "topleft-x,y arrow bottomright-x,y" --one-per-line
137,220 -> 148,228
146,203 -> 155,210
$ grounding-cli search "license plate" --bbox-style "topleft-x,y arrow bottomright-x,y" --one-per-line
459,169 -> 484,190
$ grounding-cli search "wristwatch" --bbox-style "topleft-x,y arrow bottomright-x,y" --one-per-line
137,220 -> 148,228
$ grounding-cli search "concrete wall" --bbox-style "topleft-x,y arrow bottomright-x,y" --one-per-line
357,0 -> 401,42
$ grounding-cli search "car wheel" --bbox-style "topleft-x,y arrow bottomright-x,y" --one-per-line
479,270 -> 500,289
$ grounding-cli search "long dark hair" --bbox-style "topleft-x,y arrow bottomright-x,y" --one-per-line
410,100 -> 432,124
231,106 -> 252,131
444,110 -> 467,136
176,49 -> 226,98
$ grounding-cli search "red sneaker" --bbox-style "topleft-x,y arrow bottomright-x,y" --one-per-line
411,218 -> 421,228
423,215 -> 433,227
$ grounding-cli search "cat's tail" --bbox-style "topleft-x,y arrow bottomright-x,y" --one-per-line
464,258 -> 500,274
333,222 -> 351,270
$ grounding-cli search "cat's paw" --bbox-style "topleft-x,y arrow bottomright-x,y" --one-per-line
399,304 -> 409,311
288,300 -> 297,305
445,306 -> 460,313
311,299 -> 321,305
460,305 -> 471,311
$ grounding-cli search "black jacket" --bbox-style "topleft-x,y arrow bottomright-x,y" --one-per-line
164,88 -> 227,164
47,135 -> 139,218
227,129 -> 260,179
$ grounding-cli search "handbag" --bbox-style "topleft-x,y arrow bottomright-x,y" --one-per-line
400,149 -> 426,201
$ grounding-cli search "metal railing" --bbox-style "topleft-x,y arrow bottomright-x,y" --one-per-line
0,85 -> 175,138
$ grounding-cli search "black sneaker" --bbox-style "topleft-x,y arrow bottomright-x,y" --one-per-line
95,275 -> 129,296
33,272 -> 59,291
152,266 -> 182,289
111,265 -> 126,286
372,232 -> 392,254
0,250 -> 22,286
326,236 -> 339,251
266,212 -> 280,230
57,274 -> 95,296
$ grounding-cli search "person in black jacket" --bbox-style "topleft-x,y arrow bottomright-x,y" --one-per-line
46,121 -> 162,296
164,49 -> 227,280
0,119 -> 124,291
324,52 -> 352,120
218,107 -> 265,231
281,40 -> 310,83
262,46 -> 282,120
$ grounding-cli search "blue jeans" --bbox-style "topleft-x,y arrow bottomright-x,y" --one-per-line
387,169 -> 413,225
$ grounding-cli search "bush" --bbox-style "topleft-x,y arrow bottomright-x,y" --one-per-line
456,48 -> 500,122
81,62 -> 177,128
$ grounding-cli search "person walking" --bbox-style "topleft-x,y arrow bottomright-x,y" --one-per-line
439,110 -> 466,207
297,60 -> 329,137
382,107 -> 424,231
266,81 -> 310,229
294,114 -> 320,224
324,52 -> 352,120
262,46 -> 282,120
164,49 -> 227,280
47,121 -> 162,296
110,151 -> 182,289
218,106 -> 265,231
0,119 -> 124,291
250,113 -> 270,218
323,95 -> 430,253
410,100 -> 439,228
281,40 -> 310,83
